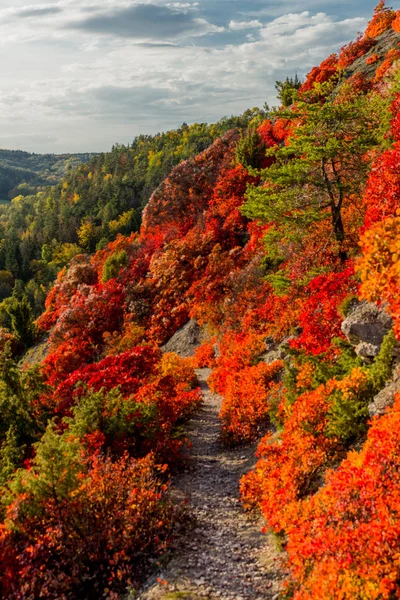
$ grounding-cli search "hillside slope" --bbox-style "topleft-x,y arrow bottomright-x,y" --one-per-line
2,3 -> 400,599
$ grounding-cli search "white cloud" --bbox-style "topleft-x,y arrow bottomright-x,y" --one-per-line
228,20 -> 262,31
0,2 -> 371,152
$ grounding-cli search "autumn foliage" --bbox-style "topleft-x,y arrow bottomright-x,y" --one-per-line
337,36 -> 376,69
283,392 -> 400,599
1,452 -> 175,599
392,10 -> 400,32
365,1 -> 396,38
3,6 -> 400,597
299,55 -> 338,94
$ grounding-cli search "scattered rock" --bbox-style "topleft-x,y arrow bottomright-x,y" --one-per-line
260,336 -> 294,365
369,367 -> 400,417
261,348 -> 287,365
355,341 -> 381,359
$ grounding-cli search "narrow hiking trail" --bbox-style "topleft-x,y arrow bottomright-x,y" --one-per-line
138,368 -> 284,600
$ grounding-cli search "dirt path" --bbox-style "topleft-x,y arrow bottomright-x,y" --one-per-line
137,369 -> 284,600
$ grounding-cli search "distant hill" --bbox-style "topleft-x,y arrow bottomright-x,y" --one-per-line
0,149 -> 96,202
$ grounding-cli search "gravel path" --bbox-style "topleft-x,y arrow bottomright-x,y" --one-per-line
137,369 -> 284,600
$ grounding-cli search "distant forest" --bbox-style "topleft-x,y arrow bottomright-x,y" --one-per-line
0,150 -> 96,203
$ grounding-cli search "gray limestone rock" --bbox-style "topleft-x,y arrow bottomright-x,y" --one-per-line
355,342 -> 381,359
341,301 -> 393,355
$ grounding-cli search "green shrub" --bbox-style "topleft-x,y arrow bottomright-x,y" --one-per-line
101,250 -> 129,283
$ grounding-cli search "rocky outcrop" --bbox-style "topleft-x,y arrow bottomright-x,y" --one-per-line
344,28 -> 400,82
341,301 -> 393,359
162,320 -> 208,358
369,367 -> 400,417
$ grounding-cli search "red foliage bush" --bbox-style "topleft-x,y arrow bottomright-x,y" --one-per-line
392,10 -> 400,32
289,266 -> 358,356
192,338 -> 217,368
37,256 -> 98,332
141,131 -> 239,246
51,346 -> 161,413
363,143 -> 400,229
206,165 -> 258,245
366,52 -> 380,64
272,118 -> 293,144
256,120 -> 280,150
299,55 -> 338,93
0,453 -> 175,600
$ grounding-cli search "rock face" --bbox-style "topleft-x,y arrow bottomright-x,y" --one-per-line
162,320 -> 207,358
369,368 -> 400,417
20,334 -> 51,368
344,28 -> 400,82
341,301 -> 393,359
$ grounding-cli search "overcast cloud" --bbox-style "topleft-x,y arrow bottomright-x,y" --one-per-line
0,0 -> 392,152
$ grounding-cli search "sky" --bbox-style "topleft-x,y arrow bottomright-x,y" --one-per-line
0,0 -> 391,153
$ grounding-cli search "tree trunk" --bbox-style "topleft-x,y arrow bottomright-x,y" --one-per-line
331,206 -> 347,263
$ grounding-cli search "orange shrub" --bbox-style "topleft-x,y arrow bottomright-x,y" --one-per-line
299,54 -> 338,93
392,10 -> 400,32
160,352 -> 198,388
358,215 -> 400,339
208,332 -> 266,395
364,1 -> 395,38
272,118 -> 294,144
374,47 -> 400,81
241,381 -> 338,532
219,360 -> 284,445
283,391 -> 400,599
366,52 -> 380,64
337,36 -> 376,69
192,338 -> 217,368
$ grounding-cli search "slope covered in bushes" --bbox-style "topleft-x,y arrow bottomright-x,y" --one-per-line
2,2 -> 400,598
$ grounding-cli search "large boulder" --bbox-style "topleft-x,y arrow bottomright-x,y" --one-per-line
161,320 -> 207,358
341,301 -> 393,359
